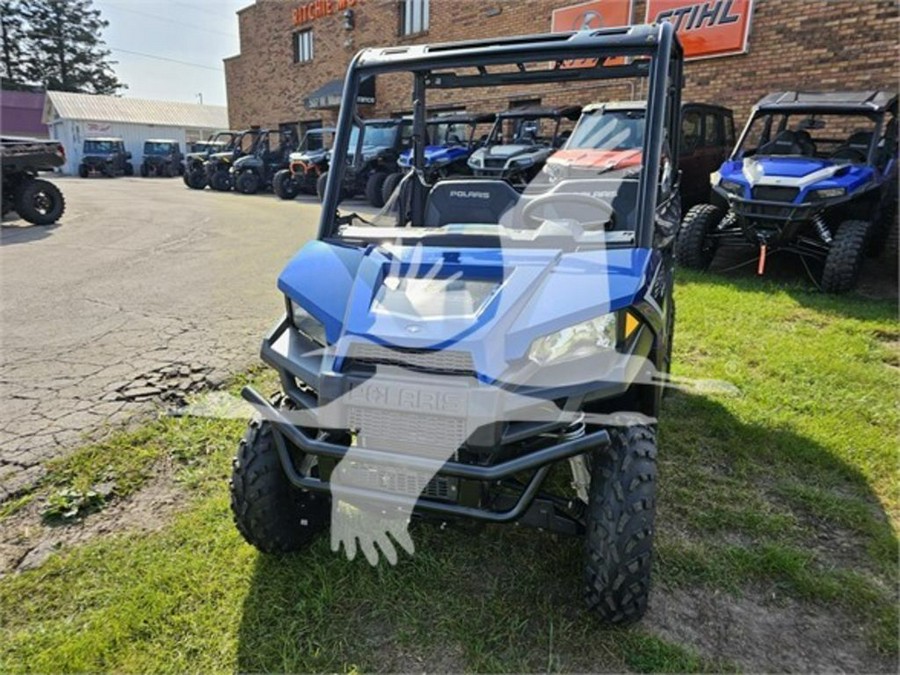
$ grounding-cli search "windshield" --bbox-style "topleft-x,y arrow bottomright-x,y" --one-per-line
736,111 -> 879,162
567,109 -> 645,150
487,115 -> 561,147
326,41 -> 680,249
302,130 -> 334,152
360,122 -> 399,149
428,121 -> 470,146
144,142 -> 177,155
84,140 -> 119,154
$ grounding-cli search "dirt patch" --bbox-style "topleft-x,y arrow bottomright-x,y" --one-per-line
646,585 -> 895,673
0,462 -> 185,576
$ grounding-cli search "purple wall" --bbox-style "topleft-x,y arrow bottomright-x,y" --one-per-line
1,90 -> 48,137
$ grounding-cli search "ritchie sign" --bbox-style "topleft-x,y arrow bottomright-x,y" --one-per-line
292,0 -> 362,27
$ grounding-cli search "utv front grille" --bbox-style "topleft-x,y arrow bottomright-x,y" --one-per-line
337,460 -> 459,501
348,407 -> 468,454
752,186 -> 799,203
483,159 -> 507,169
346,343 -> 475,374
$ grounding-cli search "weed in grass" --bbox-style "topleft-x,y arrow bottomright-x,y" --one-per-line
40,488 -> 107,522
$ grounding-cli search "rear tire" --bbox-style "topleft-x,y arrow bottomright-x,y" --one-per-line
366,171 -> 388,207
236,171 -> 260,195
15,178 -> 65,225
124,163 -> 134,176
78,164 -> 88,178
584,425 -> 657,624
230,417 -> 328,553
186,168 -> 207,190
140,163 -> 148,177
821,219 -> 871,293
381,172 -> 403,205
675,204 -> 723,270
210,170 -> 232,192
273,169 -> 298,200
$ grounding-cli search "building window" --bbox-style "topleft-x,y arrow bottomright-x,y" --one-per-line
294,29 -> 313,64
399,0 -> 429,36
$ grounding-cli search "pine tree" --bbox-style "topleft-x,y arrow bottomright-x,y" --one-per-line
0,0 -> 30,89
21,0 -> 125,94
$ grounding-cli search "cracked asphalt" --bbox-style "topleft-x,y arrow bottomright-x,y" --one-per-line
0,176 -> 336,499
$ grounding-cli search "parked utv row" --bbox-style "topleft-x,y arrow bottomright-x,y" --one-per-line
77,137 -> 186,178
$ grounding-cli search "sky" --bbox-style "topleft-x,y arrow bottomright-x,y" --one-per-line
92,0 -> 249,107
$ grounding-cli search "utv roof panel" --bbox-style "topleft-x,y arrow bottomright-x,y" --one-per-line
582,100 -> 731,113
144,138 -> 178,143
756,91 -> 897,113
427,112 -> 496,125
85,137 -> 123,142
498,105 -> 582,120
353,25 -> 677,82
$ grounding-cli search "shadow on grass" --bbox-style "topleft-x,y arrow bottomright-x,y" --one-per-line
235,392 -> 897,673
703,242 -> 898,304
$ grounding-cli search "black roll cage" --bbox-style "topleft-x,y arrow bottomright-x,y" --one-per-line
320,23 -> 683,249
732,108 -> 889,167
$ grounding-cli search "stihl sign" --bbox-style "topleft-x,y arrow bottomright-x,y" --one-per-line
646,0 -> 754,60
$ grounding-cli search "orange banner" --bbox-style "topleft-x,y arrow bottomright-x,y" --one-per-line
645,0 -> 754,60
550,0 -> 634,68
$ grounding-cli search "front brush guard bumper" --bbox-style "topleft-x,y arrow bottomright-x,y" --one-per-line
241,385 -> 609,523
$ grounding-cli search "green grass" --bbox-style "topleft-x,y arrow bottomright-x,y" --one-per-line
0,271 -> 897,672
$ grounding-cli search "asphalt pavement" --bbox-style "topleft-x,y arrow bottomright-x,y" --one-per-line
0,175 -> 342,499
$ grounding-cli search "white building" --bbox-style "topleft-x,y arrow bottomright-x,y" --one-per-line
42,92 -> 229,175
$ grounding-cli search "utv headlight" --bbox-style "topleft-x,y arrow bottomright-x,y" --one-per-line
528,314 -> 617,366
719,179 -> 744,196
511,156 -> 534,168
290,300 -> 327,346
468,155 -> 483,168
813,187 -> 846,199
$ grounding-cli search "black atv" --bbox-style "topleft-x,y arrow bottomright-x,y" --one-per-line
1,136 -> 66,225
274,127 -> 335,200
204,128 -> 263,192
316,118 -> 413,207
78,137 -> 133,178
232,129 -> 297,195
140,139 -> 183,178
183,131 -> 238,190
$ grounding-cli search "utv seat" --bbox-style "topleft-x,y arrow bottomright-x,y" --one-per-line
830,130 -> 873,162
423,179 -> 520,227
759,130 -> 805,156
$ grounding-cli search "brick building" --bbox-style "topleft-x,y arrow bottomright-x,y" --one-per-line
224,0 -> 899,136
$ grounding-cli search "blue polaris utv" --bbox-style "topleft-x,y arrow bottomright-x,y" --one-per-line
677,91 -> 898,293
380,111 -> 496,205
231,23 -> 684,624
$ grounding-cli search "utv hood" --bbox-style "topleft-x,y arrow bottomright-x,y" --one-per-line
482,144 -> 540,160
546,148 -> 642,171
720,157 -> 875,195
277,240 -> 653,381
399,144 -> 469,168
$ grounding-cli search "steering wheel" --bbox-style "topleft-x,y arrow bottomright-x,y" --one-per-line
520,192 -> 615,231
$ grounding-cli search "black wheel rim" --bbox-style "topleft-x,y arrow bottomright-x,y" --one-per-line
32,191 -> 54,215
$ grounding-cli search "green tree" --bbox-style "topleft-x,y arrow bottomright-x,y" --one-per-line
0,0 -> 30,88
21,0 -> 125,94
